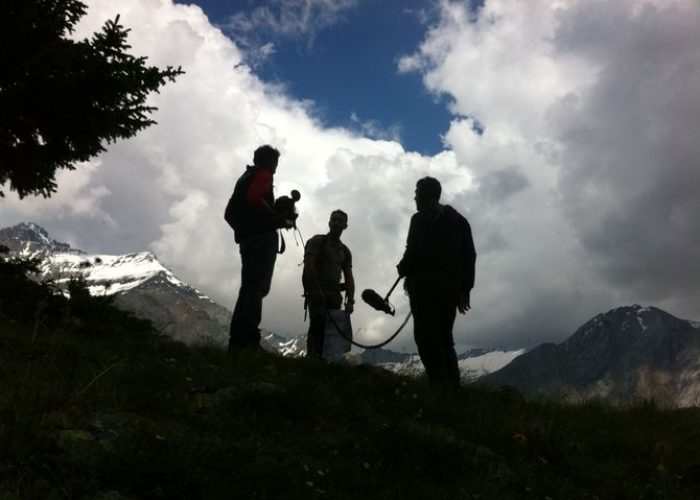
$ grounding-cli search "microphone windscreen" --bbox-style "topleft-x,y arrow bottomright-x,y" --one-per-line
362,289 -> 392,314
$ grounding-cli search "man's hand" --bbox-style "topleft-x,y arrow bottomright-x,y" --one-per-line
457,291 -> 471,314
345,299 -> 354,315
271,210 -> 287,228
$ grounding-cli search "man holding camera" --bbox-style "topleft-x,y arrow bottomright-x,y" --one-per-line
224,145 -> 282,352
397,177 -> 476,387
303,210 -> 355,358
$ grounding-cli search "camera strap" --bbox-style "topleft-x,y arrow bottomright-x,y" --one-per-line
278,229 -> 286,254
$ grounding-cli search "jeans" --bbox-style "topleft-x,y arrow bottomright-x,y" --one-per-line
229,231 -> 278,351
306,291 -> 342,357
407,275 -> 461,387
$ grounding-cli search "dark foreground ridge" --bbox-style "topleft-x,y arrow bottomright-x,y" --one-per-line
1,266 -> 700,498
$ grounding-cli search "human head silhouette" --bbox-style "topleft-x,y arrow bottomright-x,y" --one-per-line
328,209 -> 348,237
253,145 -> 280,172
415,176 -> 441,210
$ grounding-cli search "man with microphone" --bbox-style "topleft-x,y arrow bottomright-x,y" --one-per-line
397,177 -> 476,387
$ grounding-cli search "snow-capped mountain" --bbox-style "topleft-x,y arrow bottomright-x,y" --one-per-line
458,348 -> 528,381
479,305 -> 700,407
2,223 -> 182,293
261,329 -> 525,382
0,223 -> 231,346
0,221 -> 75,255
358,347 -> 526,382
259,326 -> 524,382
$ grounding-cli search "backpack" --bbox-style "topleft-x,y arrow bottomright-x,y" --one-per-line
224,166 -> 257,234
302,234 -> 328,298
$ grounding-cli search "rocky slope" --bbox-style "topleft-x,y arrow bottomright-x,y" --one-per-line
0,223 -> 231,346
479,305 -> 700,407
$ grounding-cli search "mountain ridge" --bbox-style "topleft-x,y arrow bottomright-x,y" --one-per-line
0,222 -> 232,346
5,222 -> 698,402
479,304 -> 700,407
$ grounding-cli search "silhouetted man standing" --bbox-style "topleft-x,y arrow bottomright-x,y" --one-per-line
303,210 -> 355,357
397,177 -> 476,386
224,145 -> 281,352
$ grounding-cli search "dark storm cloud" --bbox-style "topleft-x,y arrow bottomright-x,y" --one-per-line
456,286 -> 603,350
477,166 -> 530,202
551,0 -> 700,304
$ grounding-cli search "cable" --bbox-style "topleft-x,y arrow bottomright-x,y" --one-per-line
324,308 -> 412,350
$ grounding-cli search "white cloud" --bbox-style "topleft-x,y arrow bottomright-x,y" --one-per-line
1,161 -> 113,222
1,0 -> 697,352
222,0 -> 359,63
350,112 -> 402,142
400,0 -> 700,341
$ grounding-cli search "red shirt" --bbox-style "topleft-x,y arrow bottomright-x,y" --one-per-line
245,168 -> 273,209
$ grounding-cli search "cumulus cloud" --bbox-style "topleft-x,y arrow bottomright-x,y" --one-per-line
350,112 -> 402,142
1,0 -> 697,352
550,0 -> 700,300
400,0 -> 700,341
222,0 -> 359,64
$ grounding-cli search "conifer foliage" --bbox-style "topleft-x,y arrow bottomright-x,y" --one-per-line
0,0 -> 183,198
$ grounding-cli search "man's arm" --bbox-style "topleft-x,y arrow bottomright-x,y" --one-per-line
342,265 -> 355,314
458,219 -> 477,314
224,193 -> 236,230
396,214 -> 418,277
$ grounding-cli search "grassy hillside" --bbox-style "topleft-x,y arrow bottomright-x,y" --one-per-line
1,257 -> 700,499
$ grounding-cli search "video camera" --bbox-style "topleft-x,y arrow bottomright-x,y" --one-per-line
274,189 -> 300,229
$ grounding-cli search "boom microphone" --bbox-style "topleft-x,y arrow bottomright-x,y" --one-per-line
362,289 -> 395,316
